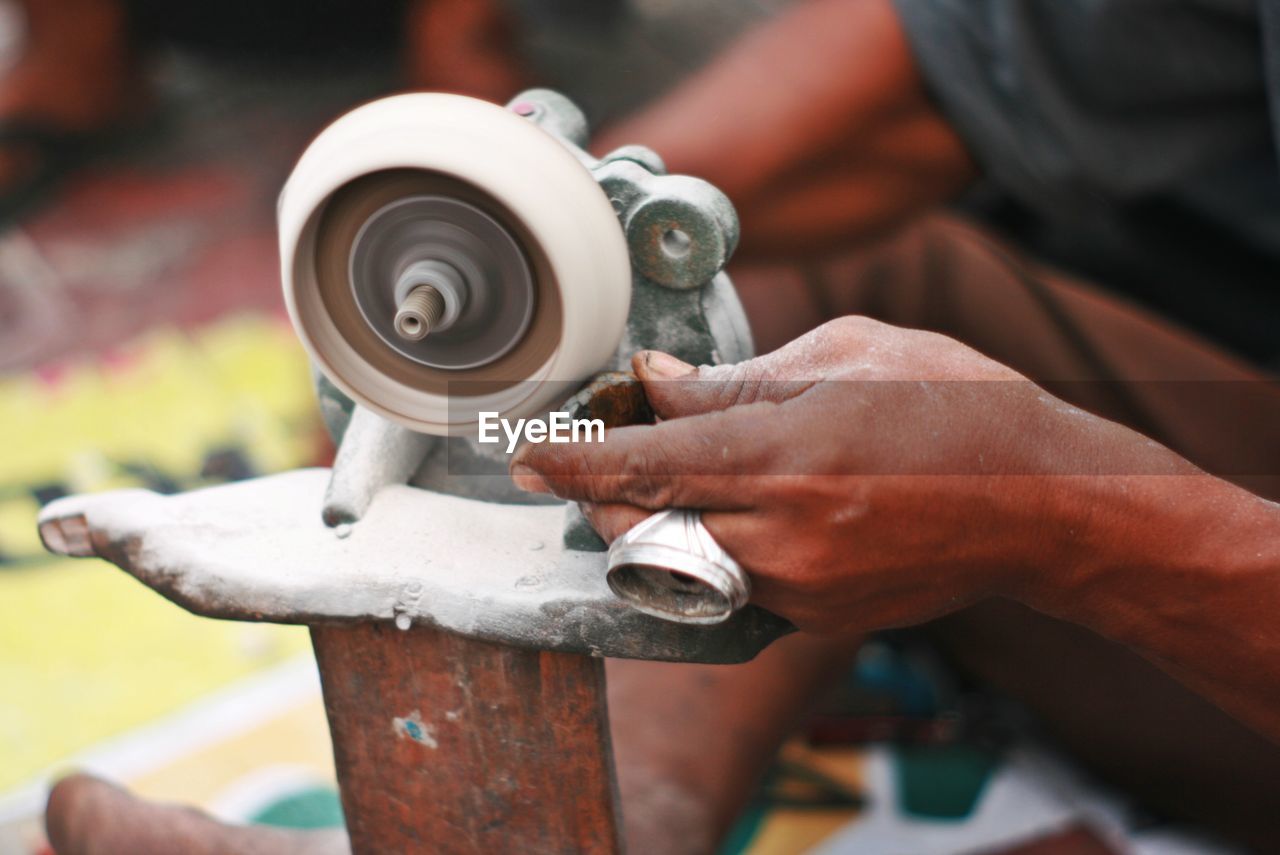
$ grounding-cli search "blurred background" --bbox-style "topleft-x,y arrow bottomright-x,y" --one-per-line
1,1 -> 1271,854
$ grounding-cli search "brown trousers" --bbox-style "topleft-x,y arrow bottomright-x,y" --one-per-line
735,213 -> 1279,497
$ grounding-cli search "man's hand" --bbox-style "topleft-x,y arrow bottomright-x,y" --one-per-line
511,318 -> 1280,744
512,317 -> 1168,632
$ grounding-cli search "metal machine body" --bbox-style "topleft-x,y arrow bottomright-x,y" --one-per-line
309,88 -> 764,628
39,88 -> 789,663
36,89 -> 790,853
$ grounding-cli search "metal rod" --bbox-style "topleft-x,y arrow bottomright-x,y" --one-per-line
394,284 -> 446,341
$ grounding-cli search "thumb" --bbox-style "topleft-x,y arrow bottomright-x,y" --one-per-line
632,350 -> 812,420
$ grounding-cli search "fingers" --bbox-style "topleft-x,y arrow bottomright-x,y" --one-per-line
512,324 -> 856,506
580,502 -> 651,543
584,501 -> 765,559
632,350 -> 815,420
580,499 -> 849,637
511,401 -> 782,509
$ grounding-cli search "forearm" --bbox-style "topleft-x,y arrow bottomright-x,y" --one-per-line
1024,468 -> 1280,742
595,0 -> 975,254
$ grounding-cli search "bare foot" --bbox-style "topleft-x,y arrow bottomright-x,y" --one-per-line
44,774 -> 349,855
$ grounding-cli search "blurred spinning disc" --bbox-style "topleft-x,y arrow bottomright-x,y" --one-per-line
279,93 -> 631,435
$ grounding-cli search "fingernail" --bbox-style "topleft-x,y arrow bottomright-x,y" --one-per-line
640,351 -> 694,379
510,463 -> 549,493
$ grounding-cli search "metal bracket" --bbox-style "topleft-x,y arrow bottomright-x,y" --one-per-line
38,469 -> 792,663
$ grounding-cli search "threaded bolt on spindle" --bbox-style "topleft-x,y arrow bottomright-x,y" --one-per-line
394,284 -> 446,341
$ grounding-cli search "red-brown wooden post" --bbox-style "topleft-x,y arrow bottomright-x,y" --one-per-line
311,623 -> 621,854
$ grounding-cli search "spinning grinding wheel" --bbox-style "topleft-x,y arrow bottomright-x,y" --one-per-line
279,93 -> 631,435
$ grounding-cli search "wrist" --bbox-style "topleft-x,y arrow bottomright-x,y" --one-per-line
1016,468 -> 1280,634
990,397 -> 1217,612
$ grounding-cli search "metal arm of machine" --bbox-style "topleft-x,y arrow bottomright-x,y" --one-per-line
37,88 -> 790,660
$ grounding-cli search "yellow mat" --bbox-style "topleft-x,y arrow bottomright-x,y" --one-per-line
0,315 -> 325,795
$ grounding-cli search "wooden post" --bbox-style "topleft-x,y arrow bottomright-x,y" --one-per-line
311,623 -> 622,854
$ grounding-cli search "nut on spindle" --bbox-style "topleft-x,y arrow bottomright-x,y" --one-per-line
395,284 -> 446,341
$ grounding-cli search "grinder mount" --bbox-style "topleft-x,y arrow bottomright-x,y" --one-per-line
39,88 -> 791,663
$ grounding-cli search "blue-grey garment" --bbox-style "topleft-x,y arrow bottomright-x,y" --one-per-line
893,0 -> 1280,367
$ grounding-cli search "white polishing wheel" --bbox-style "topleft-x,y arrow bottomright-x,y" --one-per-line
279,93 -> 631,436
